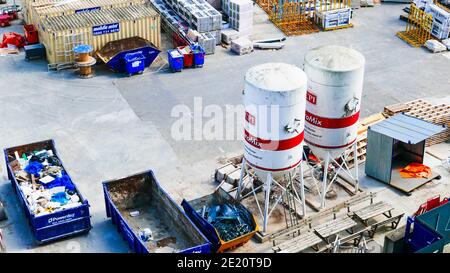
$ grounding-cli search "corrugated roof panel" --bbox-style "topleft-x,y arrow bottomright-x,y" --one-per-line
41,5 -> 158,31
369,113 -> 446,144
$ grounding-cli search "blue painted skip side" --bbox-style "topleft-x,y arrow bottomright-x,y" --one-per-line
103,170 -> 211,253
106,46 -> 161,73
181,199 -> 221,253
4,139 -> 92,244
405,216 -> 443,253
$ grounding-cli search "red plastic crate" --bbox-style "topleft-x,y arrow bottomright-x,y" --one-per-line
177,45 -> 194,68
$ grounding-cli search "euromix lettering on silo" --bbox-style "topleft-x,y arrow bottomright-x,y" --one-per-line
48,213 -> 76,225
92,23 -> 120,36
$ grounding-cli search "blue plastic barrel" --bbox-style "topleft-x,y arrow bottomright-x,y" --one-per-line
124,52 -> 146,76
167,49 -> 183,72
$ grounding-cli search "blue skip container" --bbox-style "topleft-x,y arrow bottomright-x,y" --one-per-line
167,49 -> 183,72
96,36 -> 160,75
103,170 -> 211,253
124,52 -> 145,76
4,139 -> 92,244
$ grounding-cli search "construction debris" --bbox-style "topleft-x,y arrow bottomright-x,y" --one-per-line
199,203 -> 253,242
9,149 -> 83,217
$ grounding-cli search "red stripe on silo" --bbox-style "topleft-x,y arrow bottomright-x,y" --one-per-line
244,157 -> 302,172
305,111 -> 360,129
244,130 -> 304,151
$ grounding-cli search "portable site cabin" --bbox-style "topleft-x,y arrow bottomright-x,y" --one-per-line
365,113 -> 446,194
27,0 -> 146,29
39,5 -> 161,67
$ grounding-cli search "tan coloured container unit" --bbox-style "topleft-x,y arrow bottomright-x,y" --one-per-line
28,0 -> 145,28
39,5 -> 161,66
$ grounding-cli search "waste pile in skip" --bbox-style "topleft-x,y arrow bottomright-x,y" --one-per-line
9,149 -> 82,216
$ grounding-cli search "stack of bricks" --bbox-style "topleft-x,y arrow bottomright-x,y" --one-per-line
228,0 -> 253,36
165,0 -> 222,41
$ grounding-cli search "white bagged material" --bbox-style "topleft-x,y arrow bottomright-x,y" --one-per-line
441,38 -> 450,50
231,37 -> 253,55
414,0 -> 433,9
425,39 -> 447,52
431,21 -> 450,39
425,4 -> 450,21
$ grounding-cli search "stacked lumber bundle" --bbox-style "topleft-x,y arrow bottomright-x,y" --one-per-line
383,99 -> 450,146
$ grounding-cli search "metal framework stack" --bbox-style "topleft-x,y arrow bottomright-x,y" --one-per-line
397,3 -> 433,47
269,0 -> 319,35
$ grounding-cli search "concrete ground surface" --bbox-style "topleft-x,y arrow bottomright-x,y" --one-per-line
0,2 -> 449,252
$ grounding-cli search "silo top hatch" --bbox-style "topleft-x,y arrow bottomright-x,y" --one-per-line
245,63 -> 307,92
304,45 -> 365,72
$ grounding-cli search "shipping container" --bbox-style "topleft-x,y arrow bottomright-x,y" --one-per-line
39,5 -> 161,65
27,0 -> 145,29
103,170 -> 211,253
4,139 -> 92,244
181,188 -> 258,253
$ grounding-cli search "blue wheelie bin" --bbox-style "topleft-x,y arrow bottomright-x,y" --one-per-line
124,52 -> 146,76
168,49 -> 183,72
191,44 -> 205,68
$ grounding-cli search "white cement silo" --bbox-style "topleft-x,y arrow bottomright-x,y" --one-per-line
303,45 -> 365,160
237,62 -> 308,232
243,62 -> 307,179
303,45 -> 365,209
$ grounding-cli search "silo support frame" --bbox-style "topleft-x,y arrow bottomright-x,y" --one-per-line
236,159 -> 307,233
305,142 -> 360,209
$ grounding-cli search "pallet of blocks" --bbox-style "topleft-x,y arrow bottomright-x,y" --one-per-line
383,99 -> 450,146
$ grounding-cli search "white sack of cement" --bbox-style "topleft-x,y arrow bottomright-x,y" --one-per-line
425,39 -> 447,53
231,37 -> 253,55
442,38 -> 450,50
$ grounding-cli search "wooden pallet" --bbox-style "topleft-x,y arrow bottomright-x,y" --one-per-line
383,99 -> 432,116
